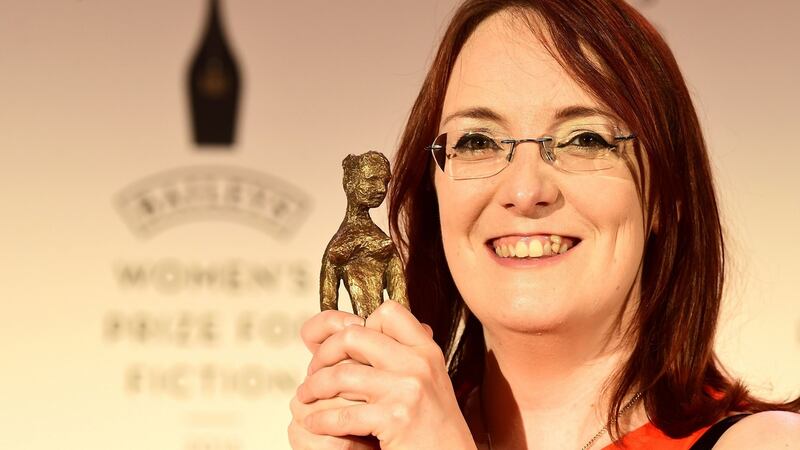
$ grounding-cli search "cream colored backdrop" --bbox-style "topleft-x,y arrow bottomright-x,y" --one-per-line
0,1 -> 797,449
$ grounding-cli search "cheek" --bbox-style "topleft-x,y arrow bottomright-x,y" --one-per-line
566,176 -> 645,288
567,174 -> 643,234
435,174 -> 489,308
434,173 -> 492,257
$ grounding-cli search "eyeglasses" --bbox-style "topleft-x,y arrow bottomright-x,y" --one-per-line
427,123 -> 636,180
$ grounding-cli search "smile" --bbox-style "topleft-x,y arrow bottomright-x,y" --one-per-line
490,234 -> 578,259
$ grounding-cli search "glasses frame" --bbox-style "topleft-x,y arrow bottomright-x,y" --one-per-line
427,130 -> 637,180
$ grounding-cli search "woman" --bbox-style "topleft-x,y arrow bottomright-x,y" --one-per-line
289,0 -> 800,448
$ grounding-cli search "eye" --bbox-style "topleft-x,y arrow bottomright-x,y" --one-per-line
560,132 -> 612,149
450,133 -> 503,159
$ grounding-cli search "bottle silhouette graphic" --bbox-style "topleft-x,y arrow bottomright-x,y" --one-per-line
188,0 -> 242,146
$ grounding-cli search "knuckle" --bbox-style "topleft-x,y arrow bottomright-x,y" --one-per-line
382,300 -> 405,319
289,395 -> 304,417
319,309 -> 342,321
340,325 -> 361,347
299,317 -> 319,344
335,362 -> 360,386
424,345 -> 447,368
287,420 -> 308,449
420,323 -> 434,338
389,403 -> 412,426
336,407 -> 352,429
408,356 -> 435,380
311,366 -> 348,399
287,420 -> 295,439
372,301 -> 397,322
322,309 -> 361,328
299,327 -> 312,345
304,411 -> 319,432
301,310 -> 340,341
301,378 -> 318,400
383,299 -> 401,313
399,375 -> 425,402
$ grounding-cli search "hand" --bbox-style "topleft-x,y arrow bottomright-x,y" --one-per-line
289,311 -> 378,450
295,301 -> 476,450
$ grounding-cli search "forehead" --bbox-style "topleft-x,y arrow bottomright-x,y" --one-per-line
441,11 -> 599,131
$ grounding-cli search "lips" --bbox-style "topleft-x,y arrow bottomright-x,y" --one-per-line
488,234 -> 580,258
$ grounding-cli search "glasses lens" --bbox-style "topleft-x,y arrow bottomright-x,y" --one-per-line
550,123 -> 629,172
435,131 -> 511,180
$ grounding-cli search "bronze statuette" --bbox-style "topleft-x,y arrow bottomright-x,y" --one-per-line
320,151 -> 409,318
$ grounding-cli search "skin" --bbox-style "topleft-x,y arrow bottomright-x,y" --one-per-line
289,11 -> 800,450
433,12 -> 646,449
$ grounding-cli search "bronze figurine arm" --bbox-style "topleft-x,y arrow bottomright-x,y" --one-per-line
385,251 -> 409,309
319,254 -> 340,311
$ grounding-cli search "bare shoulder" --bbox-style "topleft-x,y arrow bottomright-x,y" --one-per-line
714,411 -> 800,449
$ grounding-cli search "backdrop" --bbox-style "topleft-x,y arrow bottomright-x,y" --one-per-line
0,1 -> 797,449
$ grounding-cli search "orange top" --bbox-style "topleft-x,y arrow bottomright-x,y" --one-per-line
601,422 -> 712,449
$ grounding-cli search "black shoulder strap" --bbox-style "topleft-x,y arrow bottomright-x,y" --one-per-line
688,414 -> 751,450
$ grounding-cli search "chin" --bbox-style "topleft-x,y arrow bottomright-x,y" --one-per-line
468,289 -> 575,333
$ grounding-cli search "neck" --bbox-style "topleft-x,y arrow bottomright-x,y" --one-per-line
479,316 -> 642,449
344,201 -> 371,224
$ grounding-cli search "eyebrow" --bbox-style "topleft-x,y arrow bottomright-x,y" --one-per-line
440,107 -> 507,128
553,105 -> 618,122
440,105 -> 618,128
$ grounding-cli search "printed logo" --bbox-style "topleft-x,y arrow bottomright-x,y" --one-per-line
114,165 -> 311,239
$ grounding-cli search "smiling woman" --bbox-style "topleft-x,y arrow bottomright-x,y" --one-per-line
288,0 -> 800,449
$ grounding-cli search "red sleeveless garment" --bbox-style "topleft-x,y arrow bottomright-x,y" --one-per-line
601,422 -> 712,449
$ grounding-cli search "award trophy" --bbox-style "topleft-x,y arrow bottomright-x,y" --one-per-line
319,151 -> 409,318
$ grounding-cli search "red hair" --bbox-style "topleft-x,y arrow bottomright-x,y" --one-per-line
388,0 -> 800,440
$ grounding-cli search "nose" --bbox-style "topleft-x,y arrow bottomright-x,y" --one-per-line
494,141 -> 560,217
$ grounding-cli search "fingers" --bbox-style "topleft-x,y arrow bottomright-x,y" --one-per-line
300,303 -> 433,354
303,403 -> 385,438
288,418 -> 378,450
297,363 -> 393,404
301,310 -> 364,353
365,300 -> 433,347
290,395 -> 358,424
291,393 -> 381,439
304,302 -> 442,376
289,394 -> 379,449
307,324 -> 406,375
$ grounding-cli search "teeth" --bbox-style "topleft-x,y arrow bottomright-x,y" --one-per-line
492,235 -> 573,259
528,240 -> 543,257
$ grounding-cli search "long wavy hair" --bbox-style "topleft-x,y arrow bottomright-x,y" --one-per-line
387,0 -> 800,440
